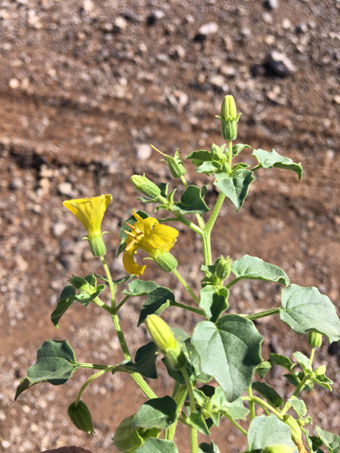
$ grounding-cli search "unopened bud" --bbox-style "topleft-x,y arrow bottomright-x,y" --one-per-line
145,315 -> 178,353
165,149 -> 186,178
221,95 -> 238,121
308,331 -> 322,348
68,401 -> 94,435
215,256 -> 231,280
283,415 -> 302,445
69,275 -> 90,291
131,175 -> 161,199
153,251 -> 178,273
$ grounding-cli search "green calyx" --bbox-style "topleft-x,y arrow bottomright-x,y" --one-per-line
87,232 -> 107,257
215,255 -> 232,280
308,331 -> 323,348
68,400 -> 94,435
153,251 -> 178,273
217,95 -> 241,141
131,174 -> 161,199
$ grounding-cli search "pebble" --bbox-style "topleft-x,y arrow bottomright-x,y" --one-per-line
265,51 -> 297,77
135,143 -> 152,160
198,21 -> 218,36
52,222 -> 67,238
9,78 -> 20,89
9,178 -> 23,190
57,182 -> 73,196
146,9 -> 165,25
263,0 -> 278,10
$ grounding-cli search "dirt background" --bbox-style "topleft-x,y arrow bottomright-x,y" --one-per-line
1,0 -> 340,452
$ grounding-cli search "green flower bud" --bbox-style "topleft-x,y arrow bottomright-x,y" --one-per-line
314,364 -> 326,376
68,401 -> 94,435
283,415 -> 302,445
69,275 -> 90,291
153,251 -> 178,273
131,174 -> 161,199
215,256 -> 231,280
261,445 -> 296,453
221,119 -> 238,141
221,95 -> 238,121
165,149 -> 186,178
88,232 -> 107,257
308,331 -> 322,348
145,314 -> 178,353
165,343 -> 188,370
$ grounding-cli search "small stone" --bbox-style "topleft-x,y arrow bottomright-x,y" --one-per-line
198,22 -> 218,36
9,178 -> 23,190
135,143 -> 152,160
333,95 -> 340,104
146,9 -> 165,26
9,78 -> 20,89
82,0 -> 94,12
53,222 -> 67,238
114,16 -> 127,30
263,0 -> 278,10
264,51 -> 297,77
169,45 -> 186,59
57,182 -> 73,196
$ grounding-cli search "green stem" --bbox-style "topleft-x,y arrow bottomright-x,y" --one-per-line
165,384 -> 188,441
181,367 -> 195,413
172,268 -> 200,305
226,277 -> 242,288
203,191 -> 226,266
75,367 -> 114,405
190,425 -> 198,453
100,256 -> 116,309
172,301 -> 205,317
224,412 -> 248,436
174,212 -> 203,235
115,295 -> 130,312
243,308 -> 280,321
248,386 -> 256,420
92,297 -> 114,314
78,362 -> 113,370
243,396 -> 282,419
228,139 -> 233,171
112,312 -> 132,360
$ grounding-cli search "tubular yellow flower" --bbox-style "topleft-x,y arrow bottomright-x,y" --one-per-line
123,210 -> 178,276
63,194 -> 112,257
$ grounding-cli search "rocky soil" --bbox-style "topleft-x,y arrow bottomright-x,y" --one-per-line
0,0 -> 340,452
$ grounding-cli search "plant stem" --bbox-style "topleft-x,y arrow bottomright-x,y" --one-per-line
181,367 -> 198,453
224,413 -> 248,436
244,308 -> 280,321
190,425 -> 198,453
243,396 -> 282,419
100,256 -> 116,309
92,297 -> 114,314
248,386 -> 256,420
75,367 -> 114,405
172,301 -> 205,317
203,191 -> 226,266
172,268 -> 200,305
165,384 -> 188,441
115,295 -> 130,312
228,139 -> 233,171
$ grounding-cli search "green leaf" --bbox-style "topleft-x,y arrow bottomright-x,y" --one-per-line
247,415 -> 297,450
210,387 -> 249,420
51,285 -> 76,328
313,373 -> 333,391
199,285 -> 229,322
252,148 -> 302,179
74,284 -> 106,307
256,361 -> 272,379
232,144 -> 251,157
188,412 -> 210,435
117,210 -> 149,256
113,415 -> 159,453
192,315 -> 263,401
289,398 -> 307,417
138,287 -> 175,326
173,185 -> 209,215
231,255 -> 290,286
252,382 -> 283,408
269,353 -> 295,372
15,340 -> 79,399
315,426 -> 340,453
136,438 -> 179,453
214,169 -> 254,211
132,396 -> 177,430
199,441 -> 221,453
292,351 -> 311,371
280,285 -> 340,342
123,280 -> 159,297
195,161 -> 223,174
123,342 -> 158,379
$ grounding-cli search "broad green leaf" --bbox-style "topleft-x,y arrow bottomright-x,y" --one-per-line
138,287 -> 175,326
173,185 -> 209,214
313,373 -> 333,391
113,415 -> 159,453
132,396 -> 177,430
51,285 -> 76,328
252,148 -> 302,179
188,412 -> 210,435
195,161 -> 223,174
280,285 -> 340,343
315,426 -> 340,453
214,169 -> 254,211
123,280 -> 159,297
192,315 -> 263,401
136,438 -> 179,453
186,149 -> 216,163
211,387 -> 249,420
117,210 -> 149,256
231,255 -> 290,286
15,340 -> 79,399
199,285 -> 229,322
292,351 -> 311,371
122,342 -> 158,379
269,353 -> 295,372
199,441 -> 221,453
232,144 -> 251,157
256,361 -> 272,379
247,415 -> 297,450
252,382 -> 283,408
183,339 -> 212,383
289,398 -> 307,417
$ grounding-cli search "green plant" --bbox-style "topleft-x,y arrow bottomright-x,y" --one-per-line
16,96 -> 340,453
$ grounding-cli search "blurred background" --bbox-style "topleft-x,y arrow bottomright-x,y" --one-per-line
0,0 -> 339,451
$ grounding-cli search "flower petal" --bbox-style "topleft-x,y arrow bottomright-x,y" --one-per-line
122,249 -> 146,277
142,224 -> 178,252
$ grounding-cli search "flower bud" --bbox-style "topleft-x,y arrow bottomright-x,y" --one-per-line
165,149 -> 186,178
69,275 -> 90,291
261,445 -> 296,453
68,401 -> 94,435
308,331 -> 322,348
283,415 -> 302,446
131,174 -> 161,199
221,95 -> 238,121
153,251 -> 178,273
314,364 -> 326,376
215,256 -> 231,280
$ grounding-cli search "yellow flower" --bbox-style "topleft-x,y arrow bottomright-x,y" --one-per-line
63,194 -> 112,256
123,210 -> 178,276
